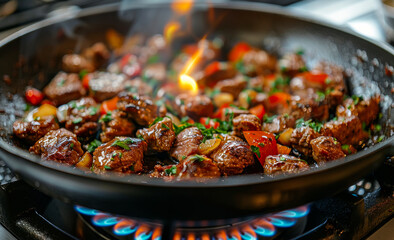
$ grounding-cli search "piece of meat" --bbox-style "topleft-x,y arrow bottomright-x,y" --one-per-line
215,75 -> 247,98
29,128 -> 83,165
311,136 -> 346,164
336,96 -> 380,125
43,72 -> 86,106
264,154 -> 309,175
143,63 -> 167,82
289,97 -> 330,122
241,49 -> 277,76
124,78 -> 153,96
184,95 -> 214,120
210,137 -> 255,175
262,114 -> 296,134
217,106 -> 249,121
63,97 -> 100,140
233,114 -> 262,138
170,127 -> 203,161
100,111 -> 135,143
320,116 -> 368,146
117,92 -> 158,126
13,116 -> 59,144
279,53 -> 306,77
313,61 -> 346,90
88,72 -> 127,102
290,126 -> 321,157
82,42 -> 110,70
326,85 -> 345,109
92,137 -> 147,173
136,117 -> 175,152
62,54 -> 94,73
151,155 -> 221,180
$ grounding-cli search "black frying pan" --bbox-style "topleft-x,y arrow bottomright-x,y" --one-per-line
0,1 -> 393,221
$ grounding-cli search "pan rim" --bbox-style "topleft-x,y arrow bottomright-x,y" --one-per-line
0,0 -> 393,188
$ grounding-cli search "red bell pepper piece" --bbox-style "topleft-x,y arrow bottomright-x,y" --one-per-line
268,92 -> 291,106
229,42 -> 252,62
204,61 -> 221,76
249,104 -> 265,121
211,103 -> 230,119
25,88 -> 44,105
301,71 -> 329,85
199,117 -> 220,129
100,96 -> 118,115
244,131 -> 278,166
82,74 -> 90,89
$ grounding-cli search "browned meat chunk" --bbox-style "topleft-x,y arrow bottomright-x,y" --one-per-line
117,92 -> 158,126
92,137 -> 147,173
100,111 -> 135,143
62,54 -> 94,73
215,75 -> 247,98
170,127 -> 203,161
313,61 -> 346,90
264,154 -> 309,175
336,96 -> 380,125
233,114 -> 261,138
290,98 -> 329,122
262,114 -> 296,134
320,116 -> 368,146
279,53 -> 306,77
29,128 -> 83,165
88,72 -> 127,102
143,63 -> 167,82
326,85 -> 345,109
13,116 -> 59,144
311,136 -> 346,164
43,72 -> 86,106
82,42 -> 110,70
241,49 -> 277,76
210,137 -> 255,175
290,126 -> 321,157
151,155 -> 221,180
136,117 -> 175,152
184,95 -> 214,120
61,97 -> 100,140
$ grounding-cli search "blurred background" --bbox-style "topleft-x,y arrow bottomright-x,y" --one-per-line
1,0 -> 394,43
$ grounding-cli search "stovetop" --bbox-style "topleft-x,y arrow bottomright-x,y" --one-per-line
0,0 -> 393,239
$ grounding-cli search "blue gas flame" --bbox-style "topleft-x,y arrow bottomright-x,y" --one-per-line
74,205 -> 100,216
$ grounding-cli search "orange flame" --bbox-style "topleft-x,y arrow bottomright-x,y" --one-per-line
164,21 -> 181,43
171,0 -> 194,15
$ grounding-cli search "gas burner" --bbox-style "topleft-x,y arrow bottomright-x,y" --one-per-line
75,205 -> 310,239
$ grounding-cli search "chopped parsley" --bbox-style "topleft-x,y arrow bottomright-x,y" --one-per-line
147,54 -> 159,64
72,118 -> 83,124
325,78 -> 332,84
150,117 -> 165,127
136,134 -> 145,141
258,143 -> 265,147
104,165 -> 111,170
69,143 -> 74,149
351,95 -> 363,105
161,123 -> 170,130
57,78 -> 66,86
377,135 -> 384,143
89,106 -> 98,116
87,139 -> 102,153
130,165 -> 135,171
375,124 -> 382,132
295,118 -> 323,132
341,144 -> 351,154
69,101 -> 77,109
247,95 -> 252,105
263,114 -> 277,123
298,66 -> 308,72
190,155 -> 206,162
164,166 -> 177,176
111,138 -> 134,150
296,49 -> 304,55
279,156 -> 286,161
181,156 -> 187,160
316,91 -> 326,102
24,103 -> 32,112
101,111 -> 113,123
251,145 -> 261,158
79,69 -> 88,79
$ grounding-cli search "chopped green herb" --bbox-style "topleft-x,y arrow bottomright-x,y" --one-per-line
79,69 -> 88,79
70,143 -> 74,149
190,155 -> 206,162
161,123 -> 170,130
101,111 -> 113,123
69,101 -> 77,109
375,124 -> 382,132
104,165 -> 111,170
362,122 -> 367,131
110,157 -> 114,161
147,54 -> 160,64
275,134 -> 280,140
205,117 -> 210,125
111,138 -> 134,150
316,91 -> 326,102
87,139 -> 102,153
150,117 -> 164,127
181,156 -> 187,160
325,88 -> 334,95
379,113 -> 383,119
164,166 -> 177,176
251,145 -> 261,158
258,143 -> 265,147
296,49 -> 304,55
325,78 -> 332,84
165,104 -> 178,116
351,95 -> 363,105
34,117 -> 40,121
377,135 -> 384,143
130,165 -> 135,171
24,103 -> 32,112
332,117 -> 338,121
341,144 -> 351,154
89,106 -> 98,116
247,95 -> 252,105
72,118 -> 82,124
263,114 -> 277,123
295,118 -> 323,132
279,156 -> 286,161
57,78 -> 66,86
298,66 -> 308,72
137,134 -> 145,141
